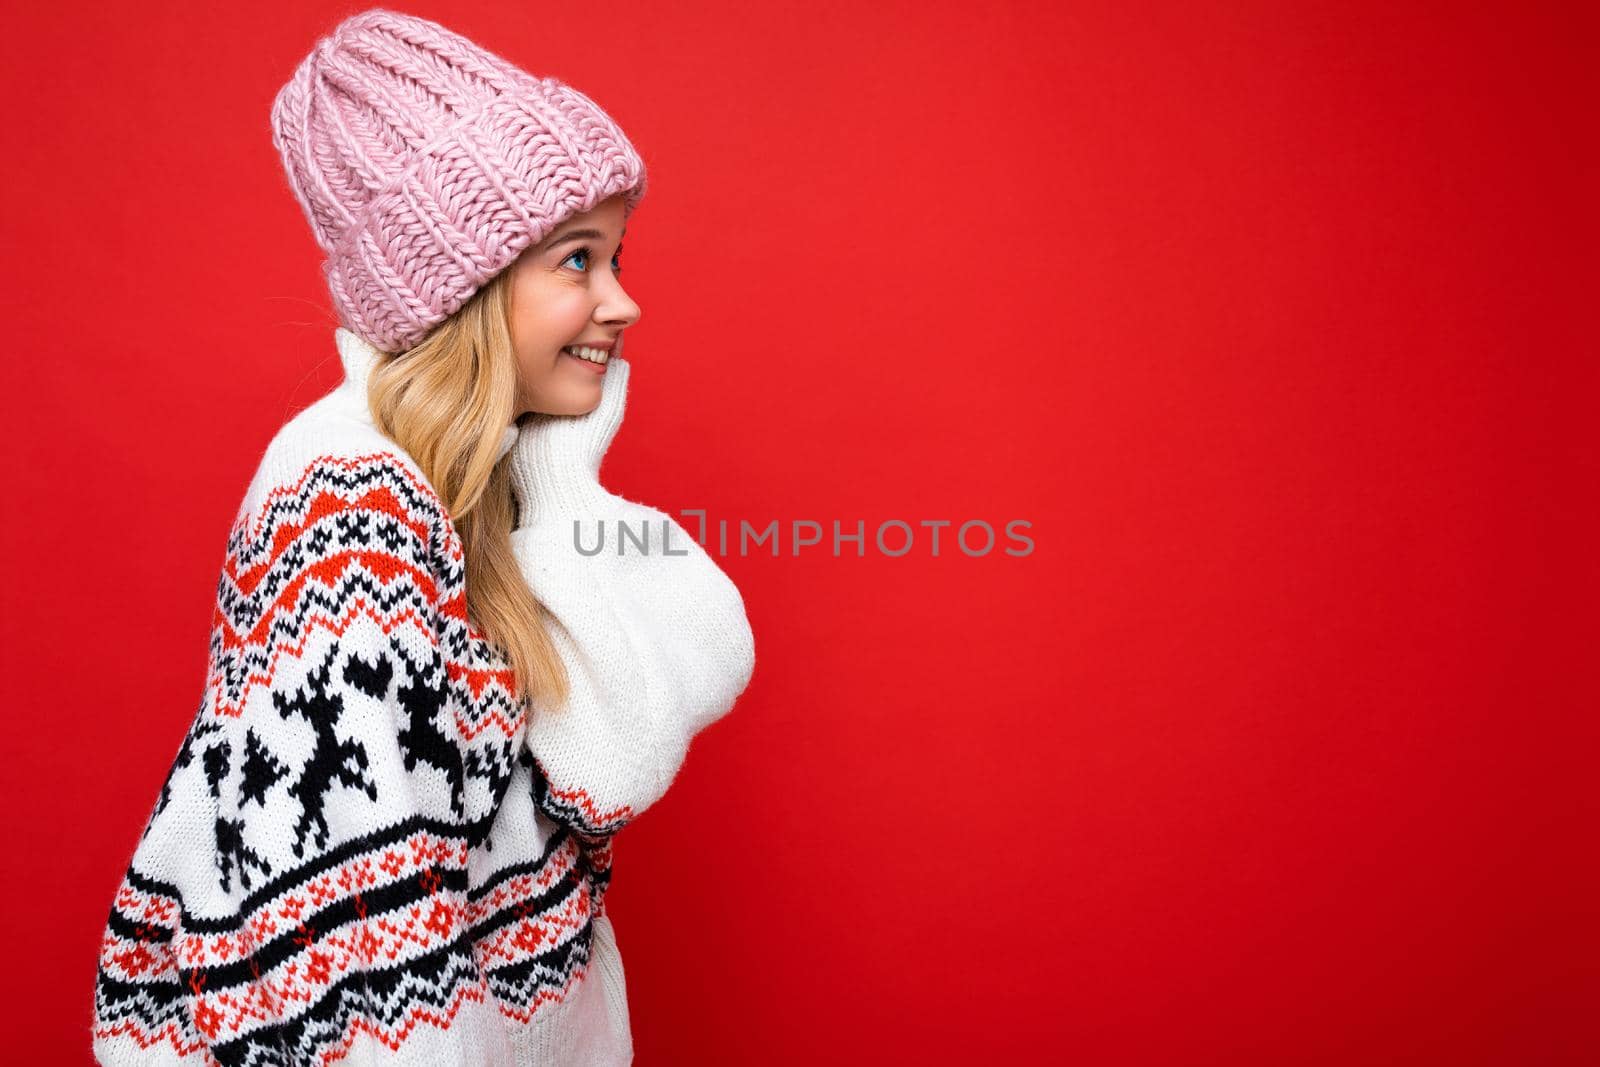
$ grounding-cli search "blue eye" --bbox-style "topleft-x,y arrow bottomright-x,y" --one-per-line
562,245 -> 624,274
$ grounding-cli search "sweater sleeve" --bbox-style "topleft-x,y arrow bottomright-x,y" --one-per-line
506,362 -> 757,841
92,452 -> 526,1065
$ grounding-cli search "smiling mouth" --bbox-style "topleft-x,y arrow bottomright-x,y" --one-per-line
561,344 -> 611,365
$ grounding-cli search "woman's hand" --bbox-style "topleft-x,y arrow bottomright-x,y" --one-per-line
502,348 -> 757,840
508,354 -> 632,524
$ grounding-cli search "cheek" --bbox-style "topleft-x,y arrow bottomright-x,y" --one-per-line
508,271 -> 589,346
514,348 -> 561,397
513,305 -> 590,356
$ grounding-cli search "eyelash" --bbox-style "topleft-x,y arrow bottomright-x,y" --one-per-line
561,245 -> 624,275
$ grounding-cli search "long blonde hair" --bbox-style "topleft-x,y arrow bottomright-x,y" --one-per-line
363,267 -> 569,713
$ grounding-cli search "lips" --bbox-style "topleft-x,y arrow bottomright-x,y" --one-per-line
561,346 -> 608,373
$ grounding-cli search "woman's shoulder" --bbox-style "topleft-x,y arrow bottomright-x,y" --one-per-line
233,390 -> 449,546
205,393 -> 473,721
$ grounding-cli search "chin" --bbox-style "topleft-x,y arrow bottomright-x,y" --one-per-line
557,390 -> 602,417
524,377 -> 602,418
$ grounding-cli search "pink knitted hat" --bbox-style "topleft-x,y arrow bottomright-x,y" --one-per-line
270,8 -> 648,354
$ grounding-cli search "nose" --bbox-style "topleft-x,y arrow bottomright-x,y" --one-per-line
595,269 -> 641,329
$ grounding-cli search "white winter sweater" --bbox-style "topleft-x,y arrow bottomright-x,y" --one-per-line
90,328 -> 756,1064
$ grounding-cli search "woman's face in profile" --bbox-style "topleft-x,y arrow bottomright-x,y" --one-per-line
508,194 -> 641,418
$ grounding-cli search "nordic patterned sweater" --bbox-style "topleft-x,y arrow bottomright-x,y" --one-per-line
90,327 -> 757,1065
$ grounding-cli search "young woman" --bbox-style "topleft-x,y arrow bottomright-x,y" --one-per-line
90,9 -> 755,1065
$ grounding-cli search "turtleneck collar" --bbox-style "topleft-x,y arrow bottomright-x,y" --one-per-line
334,327 -> 518,464
335,326 -> 382,394
495,423 -> 518,463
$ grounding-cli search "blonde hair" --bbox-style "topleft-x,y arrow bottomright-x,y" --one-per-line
363,267 -> 569,713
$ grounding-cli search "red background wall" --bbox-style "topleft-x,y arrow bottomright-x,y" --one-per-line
2,1 -> 1593,1062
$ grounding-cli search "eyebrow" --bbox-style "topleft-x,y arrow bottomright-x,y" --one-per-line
544,227 -> 626,250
